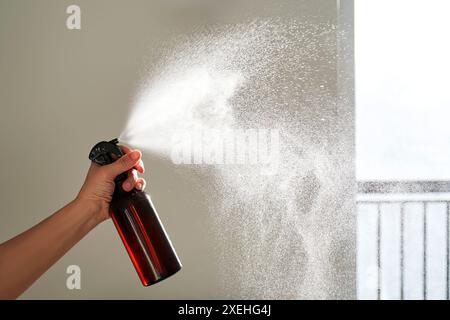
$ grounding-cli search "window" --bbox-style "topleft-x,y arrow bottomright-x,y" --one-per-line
356,0 -> 450,300
356,0 -> 450,181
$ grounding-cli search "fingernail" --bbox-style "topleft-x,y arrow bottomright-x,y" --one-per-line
123,182 -> 131,190
131,151 -> 140,161
136,182 -> 143,190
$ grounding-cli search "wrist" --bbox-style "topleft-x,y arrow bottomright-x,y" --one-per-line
72,196 -> 108,229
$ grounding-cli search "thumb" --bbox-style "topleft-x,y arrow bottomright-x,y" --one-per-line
104,150 -> 142,179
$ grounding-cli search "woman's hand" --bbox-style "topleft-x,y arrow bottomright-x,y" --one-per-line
76,146 -> 146,223
0,145 -> 148,299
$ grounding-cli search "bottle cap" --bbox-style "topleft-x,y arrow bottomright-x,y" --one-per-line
89,138 -> 124,166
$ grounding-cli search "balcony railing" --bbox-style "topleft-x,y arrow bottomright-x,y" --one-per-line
357,181 -> 450,300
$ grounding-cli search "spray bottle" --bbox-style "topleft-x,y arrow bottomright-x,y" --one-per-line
89,138 -> 182,286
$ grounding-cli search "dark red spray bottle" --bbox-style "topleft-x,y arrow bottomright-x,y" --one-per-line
89,138 -> 182,286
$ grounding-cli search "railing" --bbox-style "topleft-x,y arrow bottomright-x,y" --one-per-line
357,181 -> 450,300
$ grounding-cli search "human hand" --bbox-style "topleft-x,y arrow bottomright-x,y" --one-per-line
76,145 -> 146,223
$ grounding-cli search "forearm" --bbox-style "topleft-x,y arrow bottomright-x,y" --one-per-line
0,199 -> 101,299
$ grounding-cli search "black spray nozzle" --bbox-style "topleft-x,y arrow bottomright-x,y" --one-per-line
89,138 -> 124,166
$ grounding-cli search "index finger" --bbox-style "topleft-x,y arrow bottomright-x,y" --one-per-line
119,145 -> 132,154
118,144 -> 145,173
